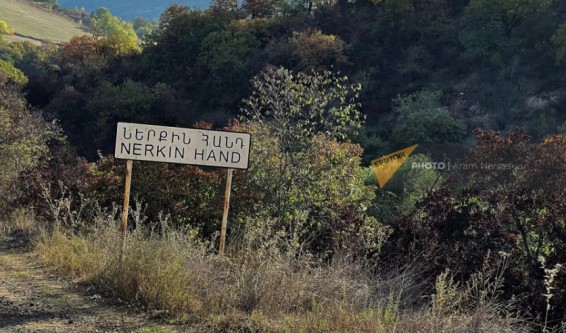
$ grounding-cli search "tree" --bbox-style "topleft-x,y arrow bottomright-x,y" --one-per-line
91,7 -> 122,36
196,27 -> 260,113
371,0 -> 417,49
0,20 -> 14,35
242,0 -> 277,18
0,60 -> 27,85
459,0 -> 552,65
133,17 -> 157,41
87,80 -> 171,151
198,29 -> 259,73
99,27 -> 141,57
209,0 -> 239,18
91,7 -> 140,57
242,66 -> 364,151
236,121 -> 383,256
239,67 -> 382,255
390,90 -> 466,147
0,77 -> 55,210
61,35 -> 108,88
552,22 -> 566,63
143,5 -> 221,82
289,30 -> 349,69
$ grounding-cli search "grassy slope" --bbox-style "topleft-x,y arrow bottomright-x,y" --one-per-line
0,0 -> 85,43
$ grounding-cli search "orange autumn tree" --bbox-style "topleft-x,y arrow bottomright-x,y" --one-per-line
61,35 -> 108,87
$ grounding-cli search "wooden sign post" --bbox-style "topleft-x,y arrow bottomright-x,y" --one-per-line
120,159 -> 133,262
114,122 -> 251,257
219,168 -> 234,255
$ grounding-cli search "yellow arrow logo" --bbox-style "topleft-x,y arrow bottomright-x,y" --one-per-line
371,144 -> 418,188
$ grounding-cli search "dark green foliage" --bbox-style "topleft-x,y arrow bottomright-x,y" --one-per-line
133,17 -> 157,41
12,1 -> 561,160
460,0 -> 552,66
384,129 -> 566,323
390,90 -> 466,148
553,22 -> 566,63
371,153 -> 442,217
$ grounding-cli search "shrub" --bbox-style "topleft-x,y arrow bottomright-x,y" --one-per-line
0,76 -> 55,211
289,30 -> 349,69
369,153 -> 442,219
0,20 -> 14,35
0,60 -> 27,85
87,155 -> 226,236
234,122 -> 384,257
390,90 -> 466,148
384,129 -> 566,325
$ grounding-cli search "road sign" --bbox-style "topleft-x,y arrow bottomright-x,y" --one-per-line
114,122 -> 250,257
114,122 -> 251,170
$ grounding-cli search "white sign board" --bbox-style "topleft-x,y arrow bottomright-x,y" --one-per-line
114,122 -> 251,169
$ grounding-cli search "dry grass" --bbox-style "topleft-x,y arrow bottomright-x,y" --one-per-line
33,220 -> 532,333
0,208 -> 39,246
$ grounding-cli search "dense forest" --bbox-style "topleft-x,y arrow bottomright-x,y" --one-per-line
1,0 -> 566,331
22,0 -> 566,160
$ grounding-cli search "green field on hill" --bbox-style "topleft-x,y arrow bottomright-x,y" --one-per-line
0,0 -> 85,43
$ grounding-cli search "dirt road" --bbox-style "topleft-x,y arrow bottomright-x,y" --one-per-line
0,235 -> 178,333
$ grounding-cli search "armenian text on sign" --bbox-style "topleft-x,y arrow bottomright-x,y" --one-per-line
114,122 -> 251,169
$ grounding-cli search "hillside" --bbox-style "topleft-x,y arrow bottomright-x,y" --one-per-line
0,0 -> 86,44
1,0 -> 566,330
58,0 -> 209,20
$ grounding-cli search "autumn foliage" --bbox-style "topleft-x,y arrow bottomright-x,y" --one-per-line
385,129 -> 566,322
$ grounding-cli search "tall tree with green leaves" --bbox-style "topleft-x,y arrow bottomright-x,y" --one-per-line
239,67 -> 382,255
460,0 -> 552,65
91,7 -> 141,57
390,90 -> 466,147
242,66 -> 364,150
